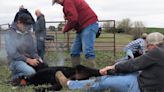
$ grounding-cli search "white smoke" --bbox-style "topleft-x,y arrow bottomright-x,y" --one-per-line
0,49 -> 7,59
56,49 -> 65,66
46,40 -> 66,66
0,33 -> 8,65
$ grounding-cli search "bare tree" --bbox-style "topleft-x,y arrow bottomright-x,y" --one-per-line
132,21 -> 146,40
117,18 -> 132,34
103,21 -> 115,32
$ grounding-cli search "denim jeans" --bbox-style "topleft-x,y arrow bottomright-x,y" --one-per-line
125,49 -> 134,59
68,73 -> 140,92
9,61 -> 36,80
71,22 -> 99,59
37,40 -> 45,59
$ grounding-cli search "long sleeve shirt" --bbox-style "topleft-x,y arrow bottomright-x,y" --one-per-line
62,0 -> 98,32
124,38 -> 146,54
5,26 -> 39,64
115,44 -> 164,91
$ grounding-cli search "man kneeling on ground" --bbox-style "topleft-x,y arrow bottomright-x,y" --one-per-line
5,13 -> 43,86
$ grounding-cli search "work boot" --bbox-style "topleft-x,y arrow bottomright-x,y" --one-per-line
86,59 -> 97,68
71,56 -> 81,67
55,71 -> 69,88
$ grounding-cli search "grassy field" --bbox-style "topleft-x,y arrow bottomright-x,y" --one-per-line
0,33 -> 131,92
146,28 -> 164,34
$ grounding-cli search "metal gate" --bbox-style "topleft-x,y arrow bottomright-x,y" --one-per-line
0,20 -> 116,57
45,20 -> 116,57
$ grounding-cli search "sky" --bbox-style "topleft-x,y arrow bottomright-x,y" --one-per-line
0,0 -> 164,28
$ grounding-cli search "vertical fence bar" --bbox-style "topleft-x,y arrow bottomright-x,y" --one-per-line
0,29 -> 1,48
113,20 -> 116,58
8,23 -> 10,28
67,32 -> 70,51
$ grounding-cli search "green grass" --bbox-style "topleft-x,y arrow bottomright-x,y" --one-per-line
146,28 -> 164,34
115,33 -> 132,44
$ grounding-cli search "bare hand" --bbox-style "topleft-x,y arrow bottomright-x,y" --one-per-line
26,58 -> 39,66
99,65 -> 115,75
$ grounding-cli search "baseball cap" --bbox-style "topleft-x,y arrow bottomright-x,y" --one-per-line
146,32 -> 164,45
141,33 -> 148,39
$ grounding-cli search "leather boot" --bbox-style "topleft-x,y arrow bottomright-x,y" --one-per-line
86,58 -> 97,68
71,56 -> 81,67
55,71 -> 69,88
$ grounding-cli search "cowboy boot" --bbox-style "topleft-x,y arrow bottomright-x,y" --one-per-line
86,58 -> 97,68
71,56 -> 81,67
55,71 -> 69,88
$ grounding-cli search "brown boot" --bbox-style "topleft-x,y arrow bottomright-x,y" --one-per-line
86,59 -> 97,68
55,71 -> 69,88
71,56 -> 81,67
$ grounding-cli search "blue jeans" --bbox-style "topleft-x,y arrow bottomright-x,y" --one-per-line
71,22 -> 99,59
125,49 -> 134,59
68,73 -> 140,92
37,40 -> 45,59
9,61 -> 36,80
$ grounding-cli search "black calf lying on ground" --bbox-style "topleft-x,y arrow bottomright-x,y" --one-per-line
21,63 -> 101,91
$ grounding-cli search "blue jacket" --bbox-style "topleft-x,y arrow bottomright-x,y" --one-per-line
5,24 -> 39,64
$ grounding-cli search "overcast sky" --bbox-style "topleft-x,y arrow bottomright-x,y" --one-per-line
0,0 -> 164,28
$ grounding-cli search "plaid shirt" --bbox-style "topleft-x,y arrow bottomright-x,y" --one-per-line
124,38 -> 146,54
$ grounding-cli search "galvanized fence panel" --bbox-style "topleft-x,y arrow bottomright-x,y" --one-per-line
45,20 -> 116,56
0,20 -> 117,57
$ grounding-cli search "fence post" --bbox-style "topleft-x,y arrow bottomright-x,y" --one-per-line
113,20 -> 116,58
0,29 -> 2,49
8,23 -> 10,28
67,32 -> 70,51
